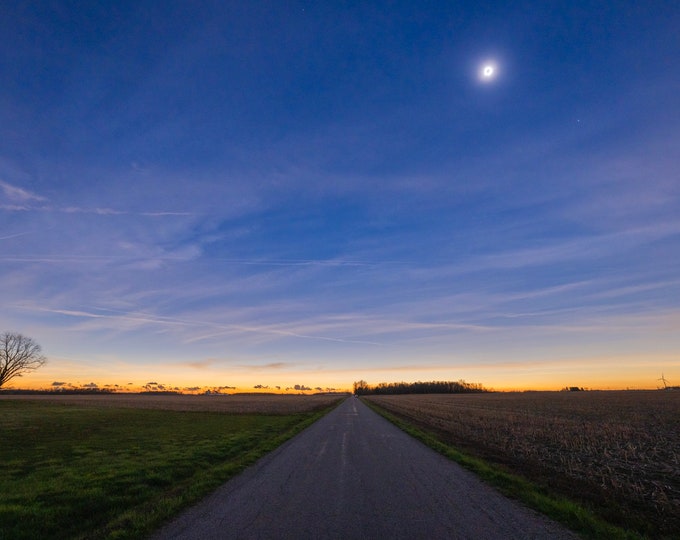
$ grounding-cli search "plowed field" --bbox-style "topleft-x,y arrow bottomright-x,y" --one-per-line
366,391 -> 679,537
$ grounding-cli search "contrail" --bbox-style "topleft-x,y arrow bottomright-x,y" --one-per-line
22,305 -> 382,346
0,231 -> 33,241
1,202 -> 192,217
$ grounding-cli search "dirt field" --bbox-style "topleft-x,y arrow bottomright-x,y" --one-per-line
365,391 -> 680,536
0,393 -> 344,414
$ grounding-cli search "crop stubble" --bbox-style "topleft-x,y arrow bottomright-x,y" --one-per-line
366,391 -> 679,536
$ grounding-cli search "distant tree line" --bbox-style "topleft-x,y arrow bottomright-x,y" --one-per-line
353,379 -> 487,395
0,387 -> 114,395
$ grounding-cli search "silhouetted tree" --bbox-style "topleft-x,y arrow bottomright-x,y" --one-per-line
0,332 -> 47,388
356,379 -> 487,395
353,380 -> 369,395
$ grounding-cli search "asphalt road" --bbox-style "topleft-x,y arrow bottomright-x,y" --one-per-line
151,398 -> 577,539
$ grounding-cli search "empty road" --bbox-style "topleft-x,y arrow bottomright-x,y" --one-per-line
152,398 -> 577,539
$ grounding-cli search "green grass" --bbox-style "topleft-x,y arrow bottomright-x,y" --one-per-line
0,400 -> 335,539
363,399 -> 641,540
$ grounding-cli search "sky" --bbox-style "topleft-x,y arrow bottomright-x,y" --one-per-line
1,1 -> 679,393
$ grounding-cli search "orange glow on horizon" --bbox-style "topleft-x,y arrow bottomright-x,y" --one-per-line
9,351 -> 677,394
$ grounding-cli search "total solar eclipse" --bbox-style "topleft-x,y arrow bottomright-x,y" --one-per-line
479,61 -> 498,82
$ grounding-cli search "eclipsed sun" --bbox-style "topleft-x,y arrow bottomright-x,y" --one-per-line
478,62 -> 499,82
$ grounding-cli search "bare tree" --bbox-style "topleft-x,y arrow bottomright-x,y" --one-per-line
0,332 -> 47,388
353,380 -> 369,395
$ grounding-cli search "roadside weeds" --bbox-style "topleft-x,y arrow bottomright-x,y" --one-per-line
363,399 -> 642,540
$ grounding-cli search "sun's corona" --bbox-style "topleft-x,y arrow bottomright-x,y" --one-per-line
478,61 -> 498,82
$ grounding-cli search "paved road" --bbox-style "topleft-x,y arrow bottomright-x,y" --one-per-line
152,398 -> 577,539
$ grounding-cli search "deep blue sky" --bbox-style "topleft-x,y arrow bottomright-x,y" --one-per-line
1,1 -> 679,391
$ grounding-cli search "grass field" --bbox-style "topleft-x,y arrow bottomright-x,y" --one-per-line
0,394 -> 341,539
0,392 -> 343,414
365,391 -> 680,538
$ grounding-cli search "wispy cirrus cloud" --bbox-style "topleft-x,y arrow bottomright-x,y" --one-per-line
16,304 -> 383,346
1,179 -> 194,217
0,180 -> 47,202
1,202 -> 193,217
0,231 -> 34,241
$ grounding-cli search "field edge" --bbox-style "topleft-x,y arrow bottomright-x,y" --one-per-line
362,398 -> 641,540
93,398 -> 346,539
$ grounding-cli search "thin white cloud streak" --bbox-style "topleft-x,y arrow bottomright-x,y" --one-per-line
0,180 -> 46,202
10,283 -> 496,349
177,314 -> 491,348
0,231 -> 33,241
0,255 -> 134,263
6,239 -> 676,348
22,296 -> 678,351
315,272 -> 680,340
395,221 -> 680,284
19,305 -> 381,346
490,280 -> 596,302
418,275 -> 678,322
471,222 -> 680,271
0,204 -> 35,211
0,179 -> 193,217
324,353 -> 680,377
3,221 -> 674,306
0,254 -> 391,268
590,279 -> 680,300
0,254 -> 198,265
62,206 -> 194,217
358,262 -> 674,316
268,315 -> 493,339
2,168 -> 677,365
486,310 -> 680,335
210,257 -> 396,267
140,211 -> 195,216
254,81 -> 677,217
1,203 -> 194,217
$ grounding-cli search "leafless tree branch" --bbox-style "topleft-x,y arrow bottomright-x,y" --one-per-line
0,332 -> 47,388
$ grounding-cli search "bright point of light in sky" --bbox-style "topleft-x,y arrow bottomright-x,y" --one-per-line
1,2 -> 679,393
479,61 -> 498,82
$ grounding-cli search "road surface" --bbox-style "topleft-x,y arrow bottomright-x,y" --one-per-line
152,397 -> 577,539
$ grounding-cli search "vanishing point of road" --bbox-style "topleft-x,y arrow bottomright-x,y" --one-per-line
152,397 -> 577,539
